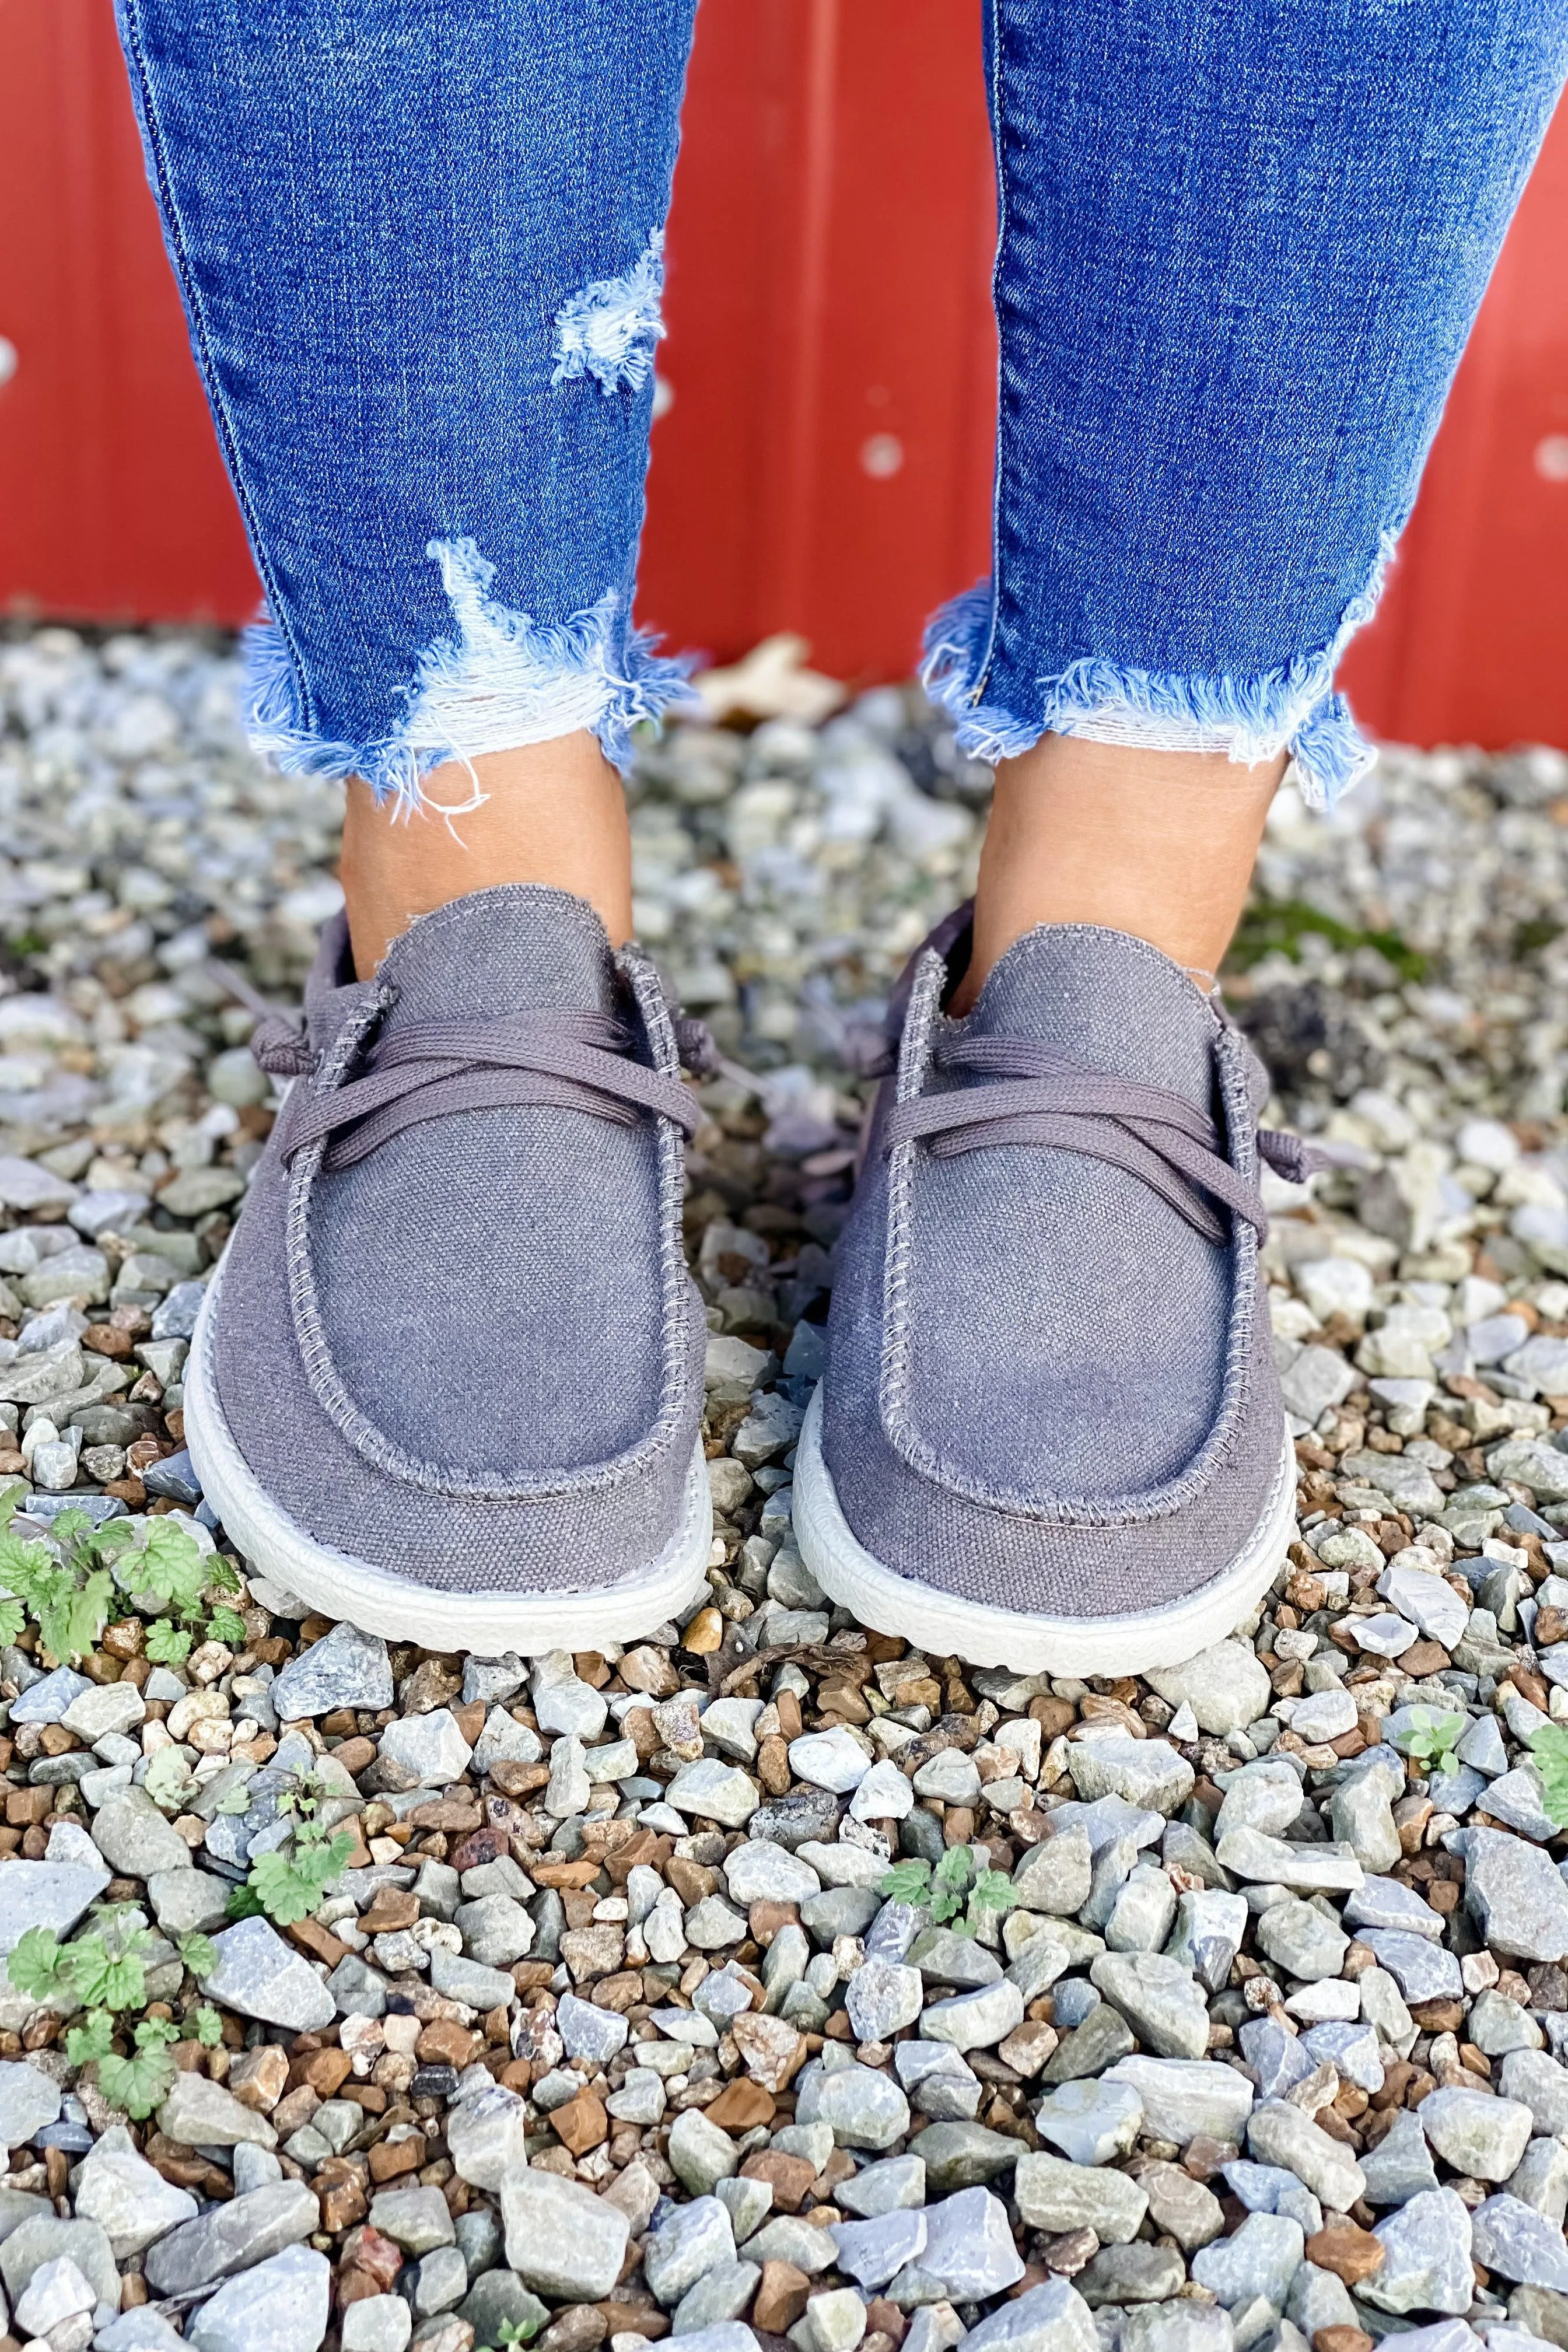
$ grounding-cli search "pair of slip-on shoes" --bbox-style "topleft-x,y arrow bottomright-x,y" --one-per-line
184,883 -> 1295,1669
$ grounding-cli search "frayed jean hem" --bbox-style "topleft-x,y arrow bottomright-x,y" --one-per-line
921,533 -> 1396,810
242,536 -> 697,813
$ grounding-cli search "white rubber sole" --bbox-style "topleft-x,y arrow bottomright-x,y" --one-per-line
184,1282 -> 712,1651
793,1385 -> 1296,1675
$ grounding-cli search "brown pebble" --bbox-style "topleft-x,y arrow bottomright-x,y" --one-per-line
537,2307 -> 607,2352
741,2150 -> 817,2213
1306,2225 -> 1385,2286
706,2078 -> 776,2132
549,2086 -> 608,2154
754,2262 -> 811,2333
416,2018 -> 479,2069
757,1735 -> 792,1795
1314,2331 -> 1375,2352
682,1606 -> 725,1654
317,2174 -> 368,2232
368,2137 -> 424,2183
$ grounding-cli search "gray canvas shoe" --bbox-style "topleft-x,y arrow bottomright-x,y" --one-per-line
795,911 -> 1303,1674
185,884 -> 712,1648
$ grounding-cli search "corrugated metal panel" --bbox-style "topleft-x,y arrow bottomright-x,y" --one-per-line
0,0 -> 1563,748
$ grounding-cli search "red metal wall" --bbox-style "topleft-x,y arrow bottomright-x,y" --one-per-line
1,0 -> 1564,747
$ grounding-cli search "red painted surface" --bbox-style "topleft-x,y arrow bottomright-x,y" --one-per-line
0,0 -> 1563,747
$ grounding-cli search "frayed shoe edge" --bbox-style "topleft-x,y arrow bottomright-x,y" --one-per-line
242,536 -> 697,815
920,531 -> 1397,810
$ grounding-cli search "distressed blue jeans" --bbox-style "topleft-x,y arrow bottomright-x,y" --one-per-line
116,0 -> 1567,814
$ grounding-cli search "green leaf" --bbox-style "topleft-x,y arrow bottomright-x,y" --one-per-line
1530,1724 -> 1568,1829
932,1845 -> 974,1894
187,2005 -> 224,2048
66,2010 -> 116,2067
225,1881 -> 265,1922
206,1606 -> 247,1648
65,1931 -> 149,2014
130,1520 -> 212,1617
97,2042 -> 177,2121
0,1598 -> 23,1646
245,1831 -> 354,1926
144,1619 -> 194,1666
879,1860 -> 933,1904
177,1933 -> 218,1979
135,2014 -> 181,2050
7,1926 -> 68,2000
967,1870 -> 1019,1919
930,1887 -> 964,1926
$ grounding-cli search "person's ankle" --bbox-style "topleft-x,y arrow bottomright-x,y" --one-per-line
949,732 -> 1285,1014
338,733 -> 633,977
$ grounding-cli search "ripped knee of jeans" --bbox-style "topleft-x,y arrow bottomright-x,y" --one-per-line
551,228 -> 667,398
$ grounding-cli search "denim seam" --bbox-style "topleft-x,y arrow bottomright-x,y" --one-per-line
970,0 -> 1011,710
113,0 -> 313,731
282,900 -> 694,1501
243,537 -> 696,812
924,530 -> 1398,808
876,939 -> 1264,1525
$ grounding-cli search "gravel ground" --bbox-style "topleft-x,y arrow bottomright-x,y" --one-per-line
4,626 -> 1568,2352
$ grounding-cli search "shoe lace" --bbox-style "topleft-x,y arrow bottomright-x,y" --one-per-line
209,960 -> 717,1171
883,1030 -> 1324,1244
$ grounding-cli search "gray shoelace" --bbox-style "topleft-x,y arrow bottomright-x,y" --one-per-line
884,1030 -> 1320,1244
212,965 -> 712,1171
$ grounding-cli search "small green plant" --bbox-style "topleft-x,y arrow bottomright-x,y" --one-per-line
228,1777 -> 352,1926
880,1845 -> 1017,1937
10,1918 -> 218,2120
1530,1723 -> 1568,1829
0,1507 -> 119,1665
123,1517 -> 242,1663
206,1604 -> 247,1648
1402,1707 -> 1464,1772
97,2015 -> 181,2120
1226,898 -> 1427,984
482,2320 -> 542,2352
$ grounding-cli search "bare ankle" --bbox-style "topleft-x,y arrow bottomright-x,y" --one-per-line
950,733 -> 1286,1014
338,732 -> 632,977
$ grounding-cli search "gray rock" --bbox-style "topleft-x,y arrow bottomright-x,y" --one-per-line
1091,1952 -> 1210,2059
1469,1831 -> 1568,1962
272,1624 -> 392,1720
830,2209 -> 928,2290
797,2059 -> 910,2148
958,2284 -> 1098,2352
846,1958 -> 924,2043
1247,2101 -> 1366,2211
146,1868 -> 230,1938
199,1916 -> 335,2031
835,2154 -> 927,2220
1119,2308 -> 1236,2352
426,1948 -> 514,2011
1506,2136 -> 1568,2226
645,2196 -> 736,2306
1014,2152 -> 1149,2243
96,2315 -> 195,2352
1034,2077 -> 1144,2164
155,2074 -> 278,2151
1146,1645 -> 1272,1737
186,2245 -> 330,2352
1077,2245 -> 1188,2307
0,2217 -> 118,2329
1141,2161 -> 1226,2252
908,2122 -> 1024,2191
909,1925 -> 1003,1987
1420,2087 -> 1534,2182
1066,1740 -> 1194,1817
1166,1889 -> 1251,1994
668,2109 -> 741,2194
1359,1929 -> 1464,2003
723,1842 -> 821,1905
1287,2264 -> 1359,2340
1238,2017 -> 1315,2103
922,1978 -> 1025,2053
671,2262 -> 760,2333
1214,1827 -> 1364,1892
1472,2195 -> 1568,2291
1343,1878 -> 1446,1941
367,2188 -> 454,2256
1104,2057 -> 1255,2147
145,2182 -> 317,2293
444,2084 -> 528,2189
376,1710 -> 472,1788
1363,2188 -> 1476,2315
89,1787 -> 192,1878
1014,1827 -> 1094,1916
453,1892 -> 534,1967
61,1683 -> 145,1742
0,2063 -> 61,2149
666,1760 -> 760,1828
456,2275 -> 547,2345
1303,2018 -> 1384,2094
895,2039 -> 982,2121
73,2132 -> 197,2259
921,2186 -> 1026,2299
0,1859 -> 108,1960
1500,2050 -> 1568,2138
1192,2213 -> 1305,2312
341,2298 -> 412,2352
